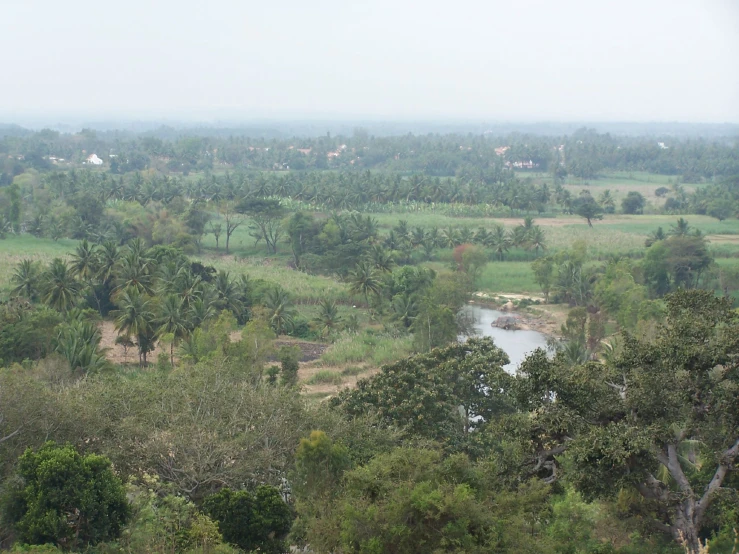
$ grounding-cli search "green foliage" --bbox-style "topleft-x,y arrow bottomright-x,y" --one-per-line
202,486 -> 293,554
513,290 -> 739,551
279,345 -> 300,387
1,442 -> 129,550
412,272 -> 473,351
0,302 -> 63,365
306,370 -> 343,386
333,338 -> 511,440
117,474 -> 237,554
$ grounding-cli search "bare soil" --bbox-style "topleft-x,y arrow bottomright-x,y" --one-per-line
99,320 -> 168,365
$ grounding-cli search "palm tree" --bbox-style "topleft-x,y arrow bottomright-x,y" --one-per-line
70,239 -> 98,281
349,261 -> 383,308
391,294 -> 417,328
96,241 -> 120,285
11,259 -> 41,300
41,259 -> 82,312
598,190 -> 616,214
263,287 -> 296,335
441,227 -> 460,248
528,226 -> 547,256
488,226 -> 511,261
474,227 -> 490,246
366,245 -> 395,273
156,294 -> 190,366
213,270 -> 244,317
114,251 -> 153,297
645,226 -> 667,247
112,289 -> 156,366
669,217 -> 692,237
313,299 -> 342,337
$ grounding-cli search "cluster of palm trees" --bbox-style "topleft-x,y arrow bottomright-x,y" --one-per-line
381,217 -> 546,262
10,239 -> 256,368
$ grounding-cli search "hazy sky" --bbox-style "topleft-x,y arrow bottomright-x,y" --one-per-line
2,0 -> 738,123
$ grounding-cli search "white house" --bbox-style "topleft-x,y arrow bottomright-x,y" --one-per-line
85,154 -> 104,165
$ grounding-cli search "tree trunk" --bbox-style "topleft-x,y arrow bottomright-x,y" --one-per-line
672,508 -> 701,554
170,342 -> 174,367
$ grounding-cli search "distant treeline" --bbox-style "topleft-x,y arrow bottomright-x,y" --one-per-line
1,126 -> 738,184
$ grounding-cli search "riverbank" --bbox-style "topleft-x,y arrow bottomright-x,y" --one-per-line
470,292 -> 564,338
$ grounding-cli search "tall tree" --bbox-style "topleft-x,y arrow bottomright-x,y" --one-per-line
512,290 -> 739,553
41,259 -> 82,312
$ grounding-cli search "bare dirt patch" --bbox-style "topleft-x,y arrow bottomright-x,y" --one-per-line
229,331 -> 329,362
298,362 -> 379,398
99,320 -> 167,365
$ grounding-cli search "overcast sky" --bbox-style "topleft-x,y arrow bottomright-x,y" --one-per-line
2,0 -> 738,123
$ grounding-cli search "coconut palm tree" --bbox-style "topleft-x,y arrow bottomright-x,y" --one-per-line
156,294 -> 190,366
349,261 -> 383,307
391,294 -> 417,328
96,241 -> 120,285
70,239 -> 98,281
488,226 -> 511,261
669,217 -> 692,237
11,259 -> 41,300
528,226 -> 547,256
114,250 -> 153,297
263,287 -> 296,335
366,245 -> 395,273
313,299 -> 342,337
112,289 -> 156,366
645,226 -> 667,247
41,259 -> 82,312
213,270 -> 244,317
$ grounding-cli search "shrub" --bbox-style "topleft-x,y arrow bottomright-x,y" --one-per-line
1,443 -> 129,550
202,486 -> 293,554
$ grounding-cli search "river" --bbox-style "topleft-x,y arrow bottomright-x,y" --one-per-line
462,305 -> 549,373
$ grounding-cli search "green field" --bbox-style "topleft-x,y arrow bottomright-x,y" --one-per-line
4,194 -> 739,302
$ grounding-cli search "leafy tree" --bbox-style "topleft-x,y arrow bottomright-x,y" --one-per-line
238,198 -> 285,254
412,272 -> 473,351
531,256 -> 554,302
574,193 -> 604,227
1,442 -> 129,550
218,201 -> 245,254
0,303 -> 63,365
295,445 -> 552,554
511,290 -> 739,552
599,189 -> 616,214
278,345 -> 300,387
334,338 -> 511,440
202,486 -> 293,554
621,191 -> 646,214
285,212 -> 319,268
